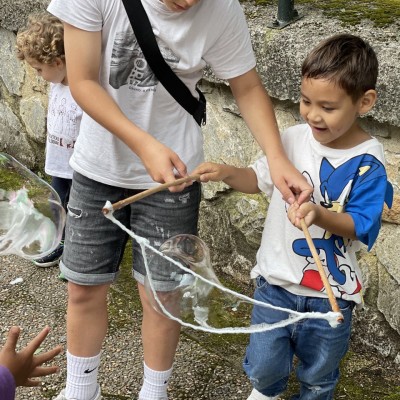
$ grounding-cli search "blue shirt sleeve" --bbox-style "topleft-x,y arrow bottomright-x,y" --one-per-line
0,365 -> 16,400
346,176 -> 393,250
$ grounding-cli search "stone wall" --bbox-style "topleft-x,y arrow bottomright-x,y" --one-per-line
0,0 -> 399,361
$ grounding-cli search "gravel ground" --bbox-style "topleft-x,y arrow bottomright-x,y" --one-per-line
0,255 -> 252,400
1,255 -> 399,400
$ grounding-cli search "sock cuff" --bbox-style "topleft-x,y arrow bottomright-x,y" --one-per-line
67,350 -> 102,363
143,362 -> 173,385
67,350 -> 101,375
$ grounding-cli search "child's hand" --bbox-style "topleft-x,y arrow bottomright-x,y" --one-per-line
192,162 -> 230,183
288,201 -> 319,230
137,137 -> 189,192
0,326 -> 62,387
269,157 -> 313,205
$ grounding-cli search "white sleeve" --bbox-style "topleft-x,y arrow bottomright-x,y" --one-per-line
204,0 -> 256,80
250,157 -> 274,197
48,0 -> 103,31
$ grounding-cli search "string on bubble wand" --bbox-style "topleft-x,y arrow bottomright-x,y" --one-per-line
102,176 -> 343,333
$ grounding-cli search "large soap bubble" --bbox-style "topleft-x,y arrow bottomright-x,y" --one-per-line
144,234 -> 255,330
0,153 -> 66,259
103,209 -> 343,333
143,235 -> 341,332
104,197 -> 344,331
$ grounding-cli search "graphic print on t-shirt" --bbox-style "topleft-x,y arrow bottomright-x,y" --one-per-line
48,94 -> 80,148
109,30 -> 179,90
292,154 -> 391,302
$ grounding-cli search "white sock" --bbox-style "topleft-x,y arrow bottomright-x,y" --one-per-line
65,351 -> 101,400
138,362 -> 172,400
247,388 -> 281,400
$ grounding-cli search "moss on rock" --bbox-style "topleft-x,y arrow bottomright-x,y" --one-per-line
251,0 -> 400,27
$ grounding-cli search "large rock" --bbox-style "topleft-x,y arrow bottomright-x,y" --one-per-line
0,0 -> 48,31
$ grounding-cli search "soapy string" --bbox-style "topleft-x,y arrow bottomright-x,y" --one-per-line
103,201 -> 342,334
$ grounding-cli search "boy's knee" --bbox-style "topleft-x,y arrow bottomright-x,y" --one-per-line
298,379 -> 338,399
68,282 -> 108,306
296,366 -> 339,398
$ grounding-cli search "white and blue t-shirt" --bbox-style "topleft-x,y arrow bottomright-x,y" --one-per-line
251,124 -> 393,304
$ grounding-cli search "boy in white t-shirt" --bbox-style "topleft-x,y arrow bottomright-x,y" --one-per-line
16,12 -> 82,268
193,34 -> 393,400
46,0 -> 312,399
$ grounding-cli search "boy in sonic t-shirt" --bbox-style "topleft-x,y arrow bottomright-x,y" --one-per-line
193,33 -> 393,400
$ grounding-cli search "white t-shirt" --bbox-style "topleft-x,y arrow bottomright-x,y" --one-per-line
45,83 -> 82,179
47,0 -> 256,188
251,124 -> 391,305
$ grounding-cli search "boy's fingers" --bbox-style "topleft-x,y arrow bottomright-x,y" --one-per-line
23,378 -> 42,387
276,180 -> 296,204
24,327 -> 51,356
170,155 -> 187,180
30,365 -> 60,378
296,187 -> 313,205
3,326 -> 20,352
285,194 -> 295,205
33,346 -> 63,366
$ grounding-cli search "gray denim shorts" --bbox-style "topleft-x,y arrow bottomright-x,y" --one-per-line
60,172 -> 201,290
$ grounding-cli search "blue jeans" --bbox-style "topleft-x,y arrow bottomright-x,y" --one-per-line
51,176 -> 72,240
243,276 -> 354,400
51,176 -> 72,210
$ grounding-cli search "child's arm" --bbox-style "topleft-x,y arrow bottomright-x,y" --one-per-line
288,202 -> 357,240
63,23 -> 187,191
192,162 -> 260,194
228,69 -> 312,204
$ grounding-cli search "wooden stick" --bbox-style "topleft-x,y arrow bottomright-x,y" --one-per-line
300,219 -> 344,323
102,174 -> 201,215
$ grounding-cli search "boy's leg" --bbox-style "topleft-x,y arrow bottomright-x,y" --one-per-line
55,172 -> 130,400
292,297 -> 354,400
63,283 -> 108,400
138,283 -> 179,400
131,183 -> 201,400
243,278 -> 295,398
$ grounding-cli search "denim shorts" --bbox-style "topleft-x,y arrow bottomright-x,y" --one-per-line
60,172 -> 201,289
243,276 -> 355,400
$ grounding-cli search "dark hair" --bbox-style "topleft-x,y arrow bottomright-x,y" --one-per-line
302,34 -> 378,102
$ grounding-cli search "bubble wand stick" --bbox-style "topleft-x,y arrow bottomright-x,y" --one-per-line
102,174 -> 200,215
300,219 -> 344,323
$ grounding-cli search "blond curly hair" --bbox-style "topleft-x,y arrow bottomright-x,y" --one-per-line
16,12 -> 64,64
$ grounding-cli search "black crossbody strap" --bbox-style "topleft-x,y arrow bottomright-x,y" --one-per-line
121,0 -> 206,126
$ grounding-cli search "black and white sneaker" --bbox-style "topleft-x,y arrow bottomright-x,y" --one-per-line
33,242 -> 64,268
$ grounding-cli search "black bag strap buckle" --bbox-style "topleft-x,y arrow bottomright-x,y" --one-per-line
194,88 -> 206,126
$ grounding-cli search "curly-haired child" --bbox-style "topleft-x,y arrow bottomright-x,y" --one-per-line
16,12 -> 82,268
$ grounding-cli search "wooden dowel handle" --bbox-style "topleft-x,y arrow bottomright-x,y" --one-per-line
300,219 -> 344,323
102,174 -> 201,214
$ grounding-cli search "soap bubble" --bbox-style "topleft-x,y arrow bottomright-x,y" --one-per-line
104,212 -> 344,333
144,234 -> 255,329
0,153 -> 66,259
